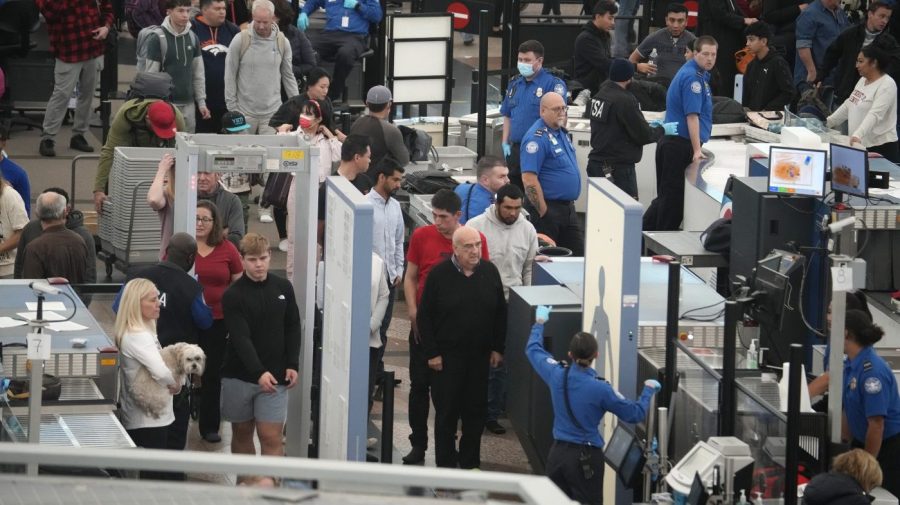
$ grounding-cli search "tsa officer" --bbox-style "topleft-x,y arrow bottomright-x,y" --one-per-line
842,309 -> 900,498
586,58 -> 679,199
520,92 -> 583,256
501,40 -> 568,190
643,35 -> 717,232
526,305 -> 660,505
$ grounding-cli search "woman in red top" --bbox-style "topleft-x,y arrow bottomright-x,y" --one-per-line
195,200 -> 242,443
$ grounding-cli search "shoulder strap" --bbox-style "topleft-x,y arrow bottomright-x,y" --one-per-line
563,364 -> 587,433
239,29 -> 285,60
238,29 -> 251,60
276,31 -> 286,56
465,183 -> 475,219
156,28 -> 168,71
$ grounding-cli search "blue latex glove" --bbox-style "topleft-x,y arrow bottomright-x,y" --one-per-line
501,142 -> 511,158
535,305 -> 552,323
343,0 -> 358,8
662,122 -> 678,136
297,12 -> 309,30
648,119 -> 663,127
644,379 -> 662,392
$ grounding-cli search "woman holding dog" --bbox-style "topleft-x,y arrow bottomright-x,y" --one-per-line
195,200 -> 243,443
116,278 -> 179,478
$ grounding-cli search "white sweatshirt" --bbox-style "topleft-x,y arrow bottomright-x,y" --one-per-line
118,328 -> 176,430
369,254 -> 390,348
467,205 -> 539,299
827,74 -> 898,149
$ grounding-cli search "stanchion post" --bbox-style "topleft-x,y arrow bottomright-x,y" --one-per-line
784,343 -> 803,505
719,300 -> 739,437
476,10 -> 489,158
662,261 -> 680,409
380,371 -> 395,464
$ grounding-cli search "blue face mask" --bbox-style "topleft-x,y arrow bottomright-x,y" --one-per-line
518,62 -> 535,78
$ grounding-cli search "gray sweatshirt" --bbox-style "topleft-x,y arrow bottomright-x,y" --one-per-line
224,22 -> 298,117
146,17 -> 207,108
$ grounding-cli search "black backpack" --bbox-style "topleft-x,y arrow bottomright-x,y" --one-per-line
700,217 -> 732,256
397,125 -> 435,162
401,170 -> 459,194
126,72 -> 174,101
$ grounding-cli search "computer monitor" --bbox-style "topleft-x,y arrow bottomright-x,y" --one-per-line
829,143 -> 869,198
604,424 -> 646,488
768,146 -> 827,197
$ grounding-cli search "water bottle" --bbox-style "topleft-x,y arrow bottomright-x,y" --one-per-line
648,48 -> 658,77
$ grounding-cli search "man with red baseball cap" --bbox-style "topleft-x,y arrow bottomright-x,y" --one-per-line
93,98 -> 186,213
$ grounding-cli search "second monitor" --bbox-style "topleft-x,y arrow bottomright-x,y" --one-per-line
829,143 -> 869,199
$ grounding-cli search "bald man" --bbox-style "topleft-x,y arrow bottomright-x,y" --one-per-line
519,92 -> 584,256
417,226 -> 507,469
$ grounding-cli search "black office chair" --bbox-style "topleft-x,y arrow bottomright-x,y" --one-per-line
0,0 -> 44,134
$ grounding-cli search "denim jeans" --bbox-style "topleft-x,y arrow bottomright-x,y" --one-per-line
486,362 -> 507,422
613,0 -> 638,58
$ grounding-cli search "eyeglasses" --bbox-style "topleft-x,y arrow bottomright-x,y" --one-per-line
548,106 -> 569,114
196,216 -> 214,224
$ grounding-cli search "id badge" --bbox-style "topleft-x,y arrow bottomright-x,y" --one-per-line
341,16 -> 350,28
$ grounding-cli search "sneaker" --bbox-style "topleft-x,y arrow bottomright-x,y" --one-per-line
69,134 -> 94,153
367,437 -> 378,449
39,139 -> 56,157
202,432 -> 222,443
278,239 -> 289,252
402,446 -> 426,465
484,420 -> 506,435
259,208 -> 274,223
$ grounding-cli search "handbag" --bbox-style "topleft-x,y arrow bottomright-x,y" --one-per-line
735,47 -> 754,75
260,173 -> 293,209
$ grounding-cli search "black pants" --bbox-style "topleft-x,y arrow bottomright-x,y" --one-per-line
431,352 -> 490,469
546,441 -> 606,505
375,285 -> 397,383
526,200 -> 584,256
643,135 -> 693,231
408,329 -> 432,450
195,104 -> 226,134
274,206 -> 288,240
168,387 -> 190,451
127,426 -> 174,480
541,0 -> 560,15
198,319 -> 226,436
507,142 -> 523,190
314,31 -> 367,101
868,140 -> 900,163
852,432 -> 900,498
587,159 -> 639,199
368,346 -> 380,414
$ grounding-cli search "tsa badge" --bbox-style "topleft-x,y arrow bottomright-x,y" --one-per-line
849,377 -> 857,390
536,87 -> 543,97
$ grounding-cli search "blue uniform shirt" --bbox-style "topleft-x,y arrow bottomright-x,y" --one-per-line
301,0 -> 383,35
526,323 -> 653,447
843,345 -> 900,443
520,118 -> 581,202
454,182 -> 493,224
500,70 -> 568,144
664,59 -> 713,145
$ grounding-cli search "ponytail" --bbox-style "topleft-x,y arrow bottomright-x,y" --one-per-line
846,309 -> 884,346
569,332 -> 598,368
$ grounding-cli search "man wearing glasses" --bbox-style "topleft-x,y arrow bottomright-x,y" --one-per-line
519,91 -> 584,256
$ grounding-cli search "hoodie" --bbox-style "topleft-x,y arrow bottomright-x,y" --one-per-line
802,472 -> 872,505
466,204 -> 539,300
192,15 -> 241,114
14,210 -> 97,283
224,22 -> 298,117
573,21 -> 613,94
145,16 -> 207,107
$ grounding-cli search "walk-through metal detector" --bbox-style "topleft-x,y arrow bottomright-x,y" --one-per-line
172,133 -> 319,458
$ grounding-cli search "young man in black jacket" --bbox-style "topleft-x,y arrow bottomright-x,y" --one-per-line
819,1 -> 899,105
742,22 -> 794,111
573,0 -> 616,95
585,59 -> 676,199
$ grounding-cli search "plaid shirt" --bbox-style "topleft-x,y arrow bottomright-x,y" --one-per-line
36,0 -> 114,63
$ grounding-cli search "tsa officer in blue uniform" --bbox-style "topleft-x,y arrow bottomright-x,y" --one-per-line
526,305 -> 660,505
520,91 -> 584,256
643,35 -> 716,232
501,39 -> 568,190
842,309 -> 900,498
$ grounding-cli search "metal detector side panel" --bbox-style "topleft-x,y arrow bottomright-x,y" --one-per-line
582,178 -> 643,505
319,176 -> 373,461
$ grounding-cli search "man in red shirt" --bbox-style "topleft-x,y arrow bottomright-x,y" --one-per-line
36,0 -> 114,157
402,189 -> 490,465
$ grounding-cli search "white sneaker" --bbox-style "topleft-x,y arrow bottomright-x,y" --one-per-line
259,208 -> 274,223
278,239 -> 289,252
367,437 -> 378,449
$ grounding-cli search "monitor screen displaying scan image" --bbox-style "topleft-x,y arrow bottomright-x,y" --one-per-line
829,143 -> 869,198
768,146 -> 827,197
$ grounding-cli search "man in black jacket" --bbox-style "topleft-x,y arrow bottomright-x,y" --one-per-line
698,0 -> 757,95
742,22 -> 794,111
585,59 -> 675,199
573,0 -> 616,95
819,1 -> 899,105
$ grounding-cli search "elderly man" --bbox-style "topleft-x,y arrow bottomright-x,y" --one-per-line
224,0 -> 298,134
519,91 -> 583,255
417,226 -> 506,469
454,155 -> 510,224
467,183 -> 537,435
197,170 -> 246,247
22,192 -> 90,282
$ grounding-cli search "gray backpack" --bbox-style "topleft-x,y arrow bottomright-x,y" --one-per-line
135,25 -> 198,72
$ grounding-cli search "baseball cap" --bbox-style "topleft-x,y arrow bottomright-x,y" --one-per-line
222,111 -> 251,133
147,101 -> 177,139
609,58 -> 635,82
366,85 -> 393,105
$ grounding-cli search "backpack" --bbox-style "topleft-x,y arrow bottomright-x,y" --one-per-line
712,96 -> 746,124
401,170 -> 459,194
700,217 -> 732,256
125,0 -> 163,38
397,125 -> 434,162
135,25 -> 199,72
236,28 -> 287,62
126,72 -> 174,101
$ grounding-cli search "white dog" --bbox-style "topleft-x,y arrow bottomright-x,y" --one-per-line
131,342 -> 206,419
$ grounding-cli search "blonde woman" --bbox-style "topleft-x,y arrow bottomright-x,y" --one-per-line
116,278 -> 179,478
147,153 -> 177,260
803,449 -> 883,505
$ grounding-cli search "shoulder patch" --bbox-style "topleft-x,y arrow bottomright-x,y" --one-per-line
525,141 -> 540,154
690,81 -> 702,94
546,357 -> 558,366
553,82 -> 565,95
864,377 -> 882,394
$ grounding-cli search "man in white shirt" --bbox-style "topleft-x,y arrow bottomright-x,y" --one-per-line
467,183 -> 538,435
366,159 -> 405,398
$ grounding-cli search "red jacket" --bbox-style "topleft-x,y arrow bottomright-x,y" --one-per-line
36,0 -> 114,63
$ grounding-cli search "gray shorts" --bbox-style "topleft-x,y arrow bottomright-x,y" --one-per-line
220,377 -> 288,424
